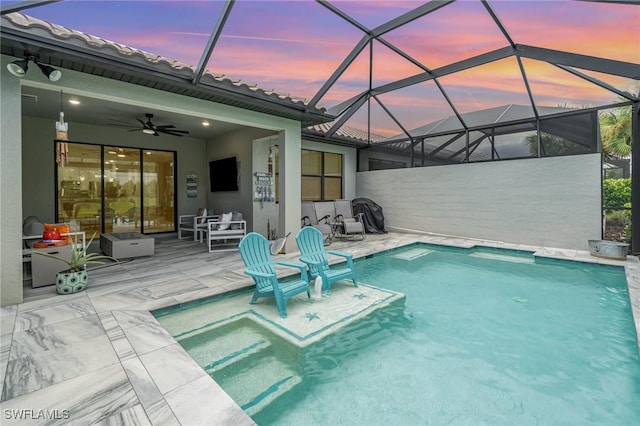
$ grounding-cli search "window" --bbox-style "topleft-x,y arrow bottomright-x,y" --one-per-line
56,142 -> 175,234
301,150 -> 342,201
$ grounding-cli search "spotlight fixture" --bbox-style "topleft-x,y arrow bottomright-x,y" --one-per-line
36,62 -> 62,82
6,56 -> 62,82
6,57 -> 29,77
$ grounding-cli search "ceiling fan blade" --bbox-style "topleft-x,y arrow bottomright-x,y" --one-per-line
158,129 -> 189,136
107,118 -> 138,125
106,123 -> 138,129
157,130 -> 185,137
158,129 -> 189,134
136,118 -> 146,126
155,124 -> 176,129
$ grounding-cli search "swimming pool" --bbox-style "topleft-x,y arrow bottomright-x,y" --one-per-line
155,244 -> 640,425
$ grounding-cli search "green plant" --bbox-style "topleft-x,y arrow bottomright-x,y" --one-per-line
602,178 -> 631,208
32,232 -> 117,272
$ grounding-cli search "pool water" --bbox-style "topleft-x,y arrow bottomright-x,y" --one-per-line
173,244 -> 640,425
258,245 -> 640,425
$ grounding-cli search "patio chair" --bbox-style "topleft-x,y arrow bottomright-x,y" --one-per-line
333,199 -> 365,240
239,232 -> 311,318
301,201 -> 332,245
295,226 -> 357,294
178,208 -> 219,241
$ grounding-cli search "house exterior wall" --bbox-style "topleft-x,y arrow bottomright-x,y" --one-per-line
21,117 -> 210,223
302,140 -> 358,201
1,58 -> 306,306
1,61 -> 23,306
207,126 -> 275,232
356,154 -> 602,250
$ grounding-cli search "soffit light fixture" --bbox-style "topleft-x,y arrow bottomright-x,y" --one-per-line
6,56 -> 62,82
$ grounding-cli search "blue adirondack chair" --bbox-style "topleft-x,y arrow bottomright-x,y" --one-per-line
295,226 -> 357,294
239,232 -> 311,318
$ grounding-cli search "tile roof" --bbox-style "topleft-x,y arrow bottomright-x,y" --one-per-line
305,121 -> 387,144
2,12 -> 328,117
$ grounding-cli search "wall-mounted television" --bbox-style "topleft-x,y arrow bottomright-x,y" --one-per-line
209,156 -> 239,192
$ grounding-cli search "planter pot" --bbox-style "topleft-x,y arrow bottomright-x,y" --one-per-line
588,240 -> 629,261
56,269 -> 88,294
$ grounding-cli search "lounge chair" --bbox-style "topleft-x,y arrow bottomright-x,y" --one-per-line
295,226 -> 357,294
333,199 -> 365,240
301,201 -> 332,245
239,232 -> 311,318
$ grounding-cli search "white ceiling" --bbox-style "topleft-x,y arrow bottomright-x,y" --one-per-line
20,86 -> 245,140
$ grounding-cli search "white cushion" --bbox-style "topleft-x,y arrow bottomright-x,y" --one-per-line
196,208 -> 207,224
218,212 -> 233,231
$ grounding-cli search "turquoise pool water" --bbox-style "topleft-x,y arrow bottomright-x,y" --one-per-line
163,244 -> 640,425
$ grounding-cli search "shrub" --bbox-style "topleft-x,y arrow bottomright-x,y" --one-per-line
602,178 -> 631,208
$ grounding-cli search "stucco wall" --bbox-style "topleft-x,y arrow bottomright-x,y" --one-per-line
248,138 -> 358,237
207,126 -> 275,232
2,60 -> 305,305
302,140 -> 358,201
1,61 -> 24,306
356,154 -> 602,250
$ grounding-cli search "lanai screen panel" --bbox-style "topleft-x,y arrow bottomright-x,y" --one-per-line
10,0 -> 638,146
204,0 -> 362,104
17,1 -> 224,67
382,0 -> 508,70
491,0 -> 640,63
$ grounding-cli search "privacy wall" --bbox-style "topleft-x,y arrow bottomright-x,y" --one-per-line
356,154 -> 602,250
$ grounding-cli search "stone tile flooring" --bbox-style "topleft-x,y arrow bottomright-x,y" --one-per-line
1,232 -> 638,425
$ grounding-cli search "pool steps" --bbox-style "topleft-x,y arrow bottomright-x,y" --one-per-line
177,324 -> 271,373
177,320 -> 302,418
391,247 -> 434,261
216,354 -> 302,416
468,251 -> 535,264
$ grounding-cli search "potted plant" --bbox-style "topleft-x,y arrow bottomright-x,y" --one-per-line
32,232 -> 117,294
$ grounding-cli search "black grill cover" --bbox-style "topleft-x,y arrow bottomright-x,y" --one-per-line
352,198 -> 387,234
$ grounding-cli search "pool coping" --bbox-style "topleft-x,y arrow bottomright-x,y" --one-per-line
1,232 -> 638,425
115,236 -> 640,424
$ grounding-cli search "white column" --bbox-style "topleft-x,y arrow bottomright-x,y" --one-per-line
1,57 -> 24,306
278,124 -> 301,253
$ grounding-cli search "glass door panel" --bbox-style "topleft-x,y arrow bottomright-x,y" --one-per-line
104,147 -> 140,234
57,143 -> 106,235
57,144 -> 177,235
142,150 -> 175,233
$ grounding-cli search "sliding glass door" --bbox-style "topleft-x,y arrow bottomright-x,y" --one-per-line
142,150 -> 175,232
56,142 -> 175,235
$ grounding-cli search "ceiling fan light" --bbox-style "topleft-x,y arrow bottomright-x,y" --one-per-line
142,128 -> 155,135
7,58 -> 29,77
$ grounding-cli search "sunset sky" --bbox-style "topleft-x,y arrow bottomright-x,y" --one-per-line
14,0 -> 640,136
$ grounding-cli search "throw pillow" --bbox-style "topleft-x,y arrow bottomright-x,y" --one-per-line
44,223 -> 72,243
218,212 -> 233,231
196,208 -> 207,224
230,212 -> 243,230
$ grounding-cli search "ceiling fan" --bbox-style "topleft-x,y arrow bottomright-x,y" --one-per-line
107,113 -> 189,137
